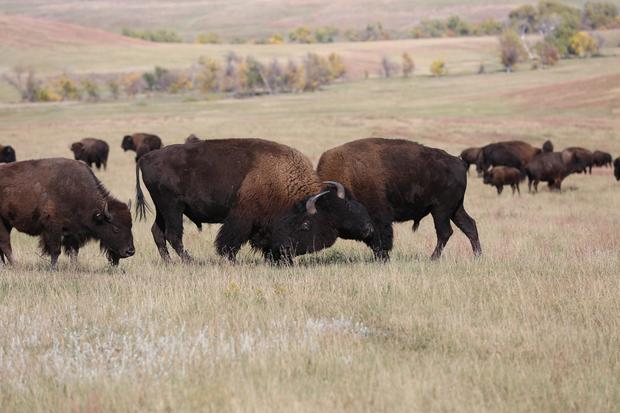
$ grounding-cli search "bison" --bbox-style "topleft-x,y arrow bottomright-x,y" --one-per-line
459,147 -> 481,174
592,150 -> 613,168
0,158 -> 134,268
70,138 -> 109,170
317,138 -> 482,261
563,147 -> 593,174
185,134 -> 201,144
542,140 -> 554,153
614,158 -> 620,181
525,150 -> 579,192
0,145 -> 16,163
482,166 -> 523,195
135,138 -> 374,264
475,140 -> 541,175
121,133 -> 162,160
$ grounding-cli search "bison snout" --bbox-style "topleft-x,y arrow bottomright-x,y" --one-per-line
123,246 -> 135,257
363,223 -> 374,239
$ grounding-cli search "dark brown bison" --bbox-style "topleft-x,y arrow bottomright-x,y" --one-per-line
0,145 -> 16,163
475,140 -> 541,175
592,150 -> 613,168
121,133 -> 162,160
135,138 -> 374,264
70,138 -> 109,170
317,138 -> 482,261
614,158 -> 620,181
0,158 -> 134,268
185,134 -> 201,144
482,166 -> 523,195
563,147 -> 593,174
542,140 -> 554,153
459,147 -> 481,174
525,150 -> 579,192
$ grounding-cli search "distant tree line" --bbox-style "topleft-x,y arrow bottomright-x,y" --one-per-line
3,53 -> 347,103
121,1 -> 620,44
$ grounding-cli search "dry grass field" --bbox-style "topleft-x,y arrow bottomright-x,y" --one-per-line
1,11 -> 620,411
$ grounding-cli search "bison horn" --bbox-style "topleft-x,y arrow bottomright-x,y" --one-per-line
103,201 -> 111,220
322,181 -> 345,199
305,191 -> 330,215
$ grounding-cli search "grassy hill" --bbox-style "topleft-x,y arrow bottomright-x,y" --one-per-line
0,0 -> 595,40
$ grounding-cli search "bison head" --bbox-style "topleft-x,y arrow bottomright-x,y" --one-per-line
260,182 -> 373,261
185,134 -> 201,144
91,199 -> 135,265
70,142 -> 84,159
542,140 -> 554,153
0,146 -> 16,163
121,135 -> 136,152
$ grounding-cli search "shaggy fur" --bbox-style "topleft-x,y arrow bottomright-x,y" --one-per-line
121,133 -> 163,161
70,138 -> 109,170
476,140 -> 541,175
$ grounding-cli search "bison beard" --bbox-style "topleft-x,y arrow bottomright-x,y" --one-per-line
0,158 -> 134,268
317,138 -> 482,261
135,139 -> 373,264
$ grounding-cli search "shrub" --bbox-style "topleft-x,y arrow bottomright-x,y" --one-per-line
302,53 -> 331,91
107,80 -> 120,100
430,60 -> 447,77
196,56 -> 220,93
122,28 -> 183,43
535,41 -> 561,66
362,22 -> 390,41
195,32 -> 220,44
446,16 -> 472,36
570,31 -> 599,56
327,53 -> 346,79
265,59 -> 285,93
289,27 -> 315,43
267,33 -> 284,44
56,75 -> 81,100
2,66 -> 40,102
35,86 -> 62,102
80,78 -> 100,101
499,30 -> 527,71
415,19 -> 446,38
474,19 -> 504,35
582,2 -> 619,29
121,72 -> 147,96
283,60 -> 305,92
315,27 -> 339,43
402,52 -> 415,77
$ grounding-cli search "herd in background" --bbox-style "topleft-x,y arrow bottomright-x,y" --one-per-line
460,140 -> 620,194
0,132 -> 617,269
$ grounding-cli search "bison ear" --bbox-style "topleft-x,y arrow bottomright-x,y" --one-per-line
127,199 -> 132,212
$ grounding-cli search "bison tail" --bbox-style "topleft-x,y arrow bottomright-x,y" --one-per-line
412,220 -> 420,232
135,160 -> 151,221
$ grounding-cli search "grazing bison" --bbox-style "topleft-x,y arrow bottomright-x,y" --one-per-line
592,150 -> 613,168
70,138 -> 109,170
0,145 -> 16,163
135,138 -> 374,264
563,147 -> 593,174
542,140 -> 554,153
317,138 -> 482,261
475,140 -> 541,175
121,133 -> 162,160
614,158 -> 620,181
185,134 -> 201,144
525,151 -> 579,192
0,158 -> 134,268
483,166 -> 523,195
459,147 -> 481,174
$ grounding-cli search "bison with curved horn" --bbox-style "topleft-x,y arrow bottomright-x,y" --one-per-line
0,158 -> 134,268
135,138 -> 374,264
317,138 -> 482,261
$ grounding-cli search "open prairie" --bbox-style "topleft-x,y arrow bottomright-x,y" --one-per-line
1,6 -> 620,412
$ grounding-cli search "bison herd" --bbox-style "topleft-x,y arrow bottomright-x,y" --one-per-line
460,140 -> 619,194
0,134 -> 617,269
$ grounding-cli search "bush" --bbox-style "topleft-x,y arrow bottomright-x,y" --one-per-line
499,30 -> 527,71
474,19 -> 504,35
582,2 -> 619,29
195,32 -> 220,44
107,80 -> 120,100
56,75 -> 81,100
446,16 -> 472,36
2,66 -> 40,102
196,56 -> 220,94
402,52 -> 415,77
121,72 -> 147,96
380,57 -> 398,78
122,28 -> 182,43
327,53 -> 346,79
415,19 -> 446,38
570,31 -> 599,56
430,60 -> 447,77
283,60 -> 305,92
361,22 -> 390,41
289,27 -> 315,43
302,53 -> 331,91
315,27 -> 339,43
267,33 -> 284,44
81,78 -> 100,101
535,41 -> 561,66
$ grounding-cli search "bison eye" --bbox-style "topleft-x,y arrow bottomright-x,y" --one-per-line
112,225 -> 121,234
301,222 -> 310,231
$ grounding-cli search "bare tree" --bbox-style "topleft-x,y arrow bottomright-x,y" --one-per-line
3,66 -> 39,101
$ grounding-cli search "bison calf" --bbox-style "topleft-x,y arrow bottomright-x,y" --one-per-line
0,145 -> 16,163
122,133 -> 162,161
0,158 -> 135,268
592,150 -> 613,168
135,139 -> 374,264
70,138 -> 109,170
483,166 -> 523,195
318,138 -> 482,261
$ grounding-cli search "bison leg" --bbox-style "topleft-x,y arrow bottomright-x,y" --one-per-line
364,219 -> 393,261
430,211 -> 454,260
163,211 -> 191,263
62,236 -> 80,266
215,215 -> 252,262
41,231 -> 62,270
0,222 -> 14,265
151,212 -> 171,263
496,185 -> 503,195
451,204 -> 482,257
